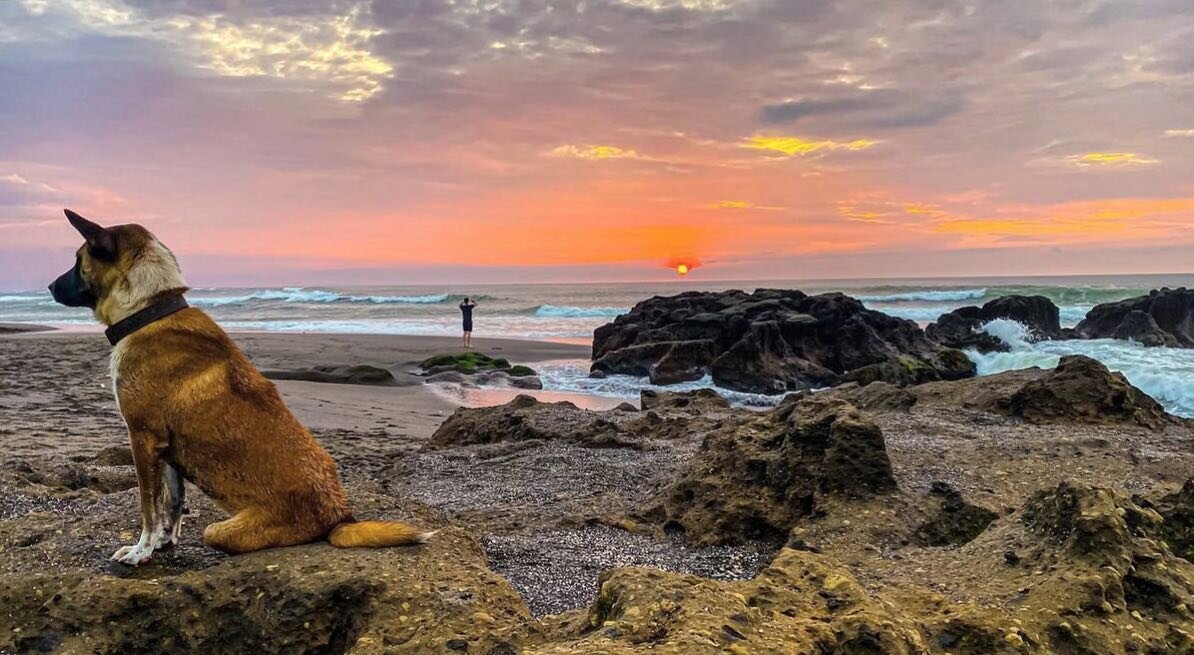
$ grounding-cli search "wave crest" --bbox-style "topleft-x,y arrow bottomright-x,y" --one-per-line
857,288 -> 988,303
534,305 -> 626,318
189,288 -> 473,307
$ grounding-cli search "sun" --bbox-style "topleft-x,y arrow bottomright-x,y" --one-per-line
676,263 -> 690,276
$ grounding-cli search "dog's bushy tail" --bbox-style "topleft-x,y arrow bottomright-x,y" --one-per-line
327,519 -> 433,548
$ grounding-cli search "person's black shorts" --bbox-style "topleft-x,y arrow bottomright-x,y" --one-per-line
463,320 -> 473,332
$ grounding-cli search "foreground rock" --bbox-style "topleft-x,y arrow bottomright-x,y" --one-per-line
645,396 -> 897,545
1075,287 -> 1194,347
0,496 -> 533,655
927,295 -> 1062,352
592,289 -> 974,394
912,355 -> 1181,429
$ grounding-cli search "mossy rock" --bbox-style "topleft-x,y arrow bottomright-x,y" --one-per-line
508,365 -> 537,377
421,353 -> 529,375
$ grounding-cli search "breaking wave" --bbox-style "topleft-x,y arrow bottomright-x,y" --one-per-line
534,305 -> 627,318
189,288 -> 471,307
856,288 -> 988,303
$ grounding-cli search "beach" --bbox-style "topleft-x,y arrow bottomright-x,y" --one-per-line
2,318 -> 1192,652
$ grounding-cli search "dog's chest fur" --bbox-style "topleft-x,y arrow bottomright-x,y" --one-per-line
109,340 -> 130,411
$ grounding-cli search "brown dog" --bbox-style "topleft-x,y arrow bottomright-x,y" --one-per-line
49,209 -> 429,565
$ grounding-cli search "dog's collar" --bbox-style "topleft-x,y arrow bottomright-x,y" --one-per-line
105,295 -> 190,346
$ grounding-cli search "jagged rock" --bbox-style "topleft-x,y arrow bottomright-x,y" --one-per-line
510,376 -> 544,390
1004,355 -> 1174,428
1076,287 -> 1194,347
926,295 -> 1061,353
424,395 -> 646,450
809,381 -> 918,411
639,389 -> 730,412
0,499 -> 532,655
592,289 -> 974,394
262,364 -> 397,386
645,397 -> 896,545
1112,310 -> 1181,347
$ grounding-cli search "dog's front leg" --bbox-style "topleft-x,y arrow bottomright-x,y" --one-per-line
112,428 -> 169,565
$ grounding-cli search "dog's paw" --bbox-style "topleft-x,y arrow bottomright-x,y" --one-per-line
111,543 -> 153,566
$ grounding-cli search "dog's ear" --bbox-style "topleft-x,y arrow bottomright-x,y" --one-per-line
65,209 -> 116,257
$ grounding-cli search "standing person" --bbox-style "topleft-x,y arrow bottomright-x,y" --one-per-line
459,296 -> 476,349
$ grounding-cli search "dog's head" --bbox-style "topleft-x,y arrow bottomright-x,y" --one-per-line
49,209 -> 187,324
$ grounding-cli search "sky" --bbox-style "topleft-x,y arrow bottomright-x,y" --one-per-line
1,0 -> 1193,290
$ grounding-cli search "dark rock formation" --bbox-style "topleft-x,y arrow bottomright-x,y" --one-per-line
262,364 -> 397,386
1076,287 -> 1194,347
592,289 -> 974,394
926,295 -> 1062,352
646,397 -> 896,545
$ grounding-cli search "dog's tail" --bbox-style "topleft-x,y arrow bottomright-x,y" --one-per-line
327,518 -> 434,548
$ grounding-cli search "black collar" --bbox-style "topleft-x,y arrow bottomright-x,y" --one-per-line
105,295 -> 189,346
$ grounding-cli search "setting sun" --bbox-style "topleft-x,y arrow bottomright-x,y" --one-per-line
676,264 -> 689,276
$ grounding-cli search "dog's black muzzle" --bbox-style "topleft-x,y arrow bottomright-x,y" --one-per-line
49,259 -> 97,309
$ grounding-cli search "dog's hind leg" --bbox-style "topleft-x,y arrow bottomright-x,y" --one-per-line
203,509 -> 322,555
156,462 -> 185,548
112,428 -> 171,565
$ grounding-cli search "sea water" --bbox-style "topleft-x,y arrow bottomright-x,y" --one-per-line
3,274 -> 1191,416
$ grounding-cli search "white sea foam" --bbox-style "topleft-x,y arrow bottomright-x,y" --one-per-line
536,359 -> 783,407
534,305 -> 627,318
189,288 -> 453,306
967,320 -> 1194,417
857,288 -> 987,303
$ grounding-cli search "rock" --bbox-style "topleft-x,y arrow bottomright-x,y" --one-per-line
639,388 -> 730,412
1075,287 -> 1194,347
422,352 -> 513,373
810,381 -> 918,411
911,355 -> 1179,428
588,370 -> 607,379
592,289 -> 973,394
1003,355 -> 1174,428
262,364 -> 396,386
648,339 -> 716,385
0,500 -> 532,655
423,395 -> 645,450
912,482 -> 998,547
93,446 -> 134,467
645,397 -> 896,545
1112,310 -> 1180,347
510,375 -> 543,390
425,371 -> 469,384
926,295 -> 1061,352
1143,479 -> 1194,562
613,402 -> 637,412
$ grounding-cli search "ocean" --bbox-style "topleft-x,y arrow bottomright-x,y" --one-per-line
3,274 -> 1192,416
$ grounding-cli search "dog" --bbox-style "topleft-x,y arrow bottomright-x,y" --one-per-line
49,209 -> 430,565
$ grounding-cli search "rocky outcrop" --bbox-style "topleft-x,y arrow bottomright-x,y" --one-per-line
1076,287 -> 1194,347
1144,479 -> 1194,562
911,355 -> 1179,429
1003,355 -> 1174,428
0,498 -> 533,655
926,295 -> 1061,352
592,289 -> 974,394
645,397 -> 896,545
424,395 -> 649,450
419,352 -> 543,389
262,364 -> 398,386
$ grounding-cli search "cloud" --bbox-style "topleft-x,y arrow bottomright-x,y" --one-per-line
10,0 -> 393,102
710,200 -> 784,211
759,89 -> 966,129
1066,152 -> 1159,168
741,135 -> 876,157
1165,129 -> 1194,138
548,144 -> 643,160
